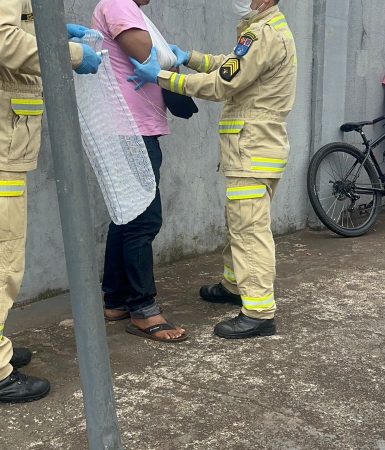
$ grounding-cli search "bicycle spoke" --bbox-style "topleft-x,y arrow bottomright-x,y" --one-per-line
318,195 -> 335,201
347,211 -> 355,228
327,159 -> 340,181
326,197 -> 338,216
331,197 -> 338,221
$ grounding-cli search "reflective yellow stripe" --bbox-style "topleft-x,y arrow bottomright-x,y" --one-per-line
219,120 -> 245,134
0,182 -> 25,195
0,180 -> 25,197
227,185 -> 266,200
275,22 -> 288,30
12,110 -> 44,116
251,157 -> 287,173
224,265 -> 236,283
177,74 -> 186,94
198,55 -> 209,72
170,73 -> 186,94
242,293 -> 275,310
11,98 -> 44,116
170,73 -> 178,93
268,15 -> 289,32
219,121 -> 245,125
0,180 -> 25,186
204,55 -> 210,73
268,14 -> 285,25
11,99 -> 44,105
0,192 -> 24,197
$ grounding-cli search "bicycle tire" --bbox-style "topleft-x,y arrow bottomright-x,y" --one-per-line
307,142 -> 382,237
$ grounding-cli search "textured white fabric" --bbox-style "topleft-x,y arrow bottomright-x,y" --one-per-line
141,11 -> 177,70
74,31 -> 156,225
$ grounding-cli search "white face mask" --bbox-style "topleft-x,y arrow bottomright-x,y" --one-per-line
232,0 -> 252,19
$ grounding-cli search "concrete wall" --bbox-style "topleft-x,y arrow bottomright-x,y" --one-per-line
19,0 -> 385,302
345,0 -> 385,150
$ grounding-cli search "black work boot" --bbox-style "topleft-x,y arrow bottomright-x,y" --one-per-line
10,348 -> 32,369
214,312 -> 276,339
200,283 -> 242,306
0,370 -> 50,403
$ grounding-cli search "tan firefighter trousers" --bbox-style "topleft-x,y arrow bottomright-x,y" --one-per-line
221,177 -> 279,320
0,171 -> 27,381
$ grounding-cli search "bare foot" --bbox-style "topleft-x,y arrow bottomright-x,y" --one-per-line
131,314 -> 186,340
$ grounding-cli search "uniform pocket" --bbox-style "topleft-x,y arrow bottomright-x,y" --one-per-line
226,183 -> 267,235
8,98 -> 44,163
0,178 -> 26,242
219,120 -> 245,172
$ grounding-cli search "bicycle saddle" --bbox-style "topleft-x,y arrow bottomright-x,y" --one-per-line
340,121 -> 372,132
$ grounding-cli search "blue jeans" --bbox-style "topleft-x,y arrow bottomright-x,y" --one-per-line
102,136 -> 163,319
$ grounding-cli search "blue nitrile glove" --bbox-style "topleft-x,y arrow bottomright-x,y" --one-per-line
75,44 -> 102,75
128,47 -> 161,91
67,24 -> 89,39
169,44 -> 191,68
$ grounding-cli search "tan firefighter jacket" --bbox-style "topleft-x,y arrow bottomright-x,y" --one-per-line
158,6 -> 297,178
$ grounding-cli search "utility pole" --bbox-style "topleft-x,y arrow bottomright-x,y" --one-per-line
32,0 -> 123,448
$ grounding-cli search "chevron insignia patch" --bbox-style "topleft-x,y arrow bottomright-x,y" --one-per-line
219,58 -> 241,82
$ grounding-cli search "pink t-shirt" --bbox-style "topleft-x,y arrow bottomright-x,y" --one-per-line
92,0 -> 170,137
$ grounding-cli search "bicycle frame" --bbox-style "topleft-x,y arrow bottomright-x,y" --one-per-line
351,117 -> 385,196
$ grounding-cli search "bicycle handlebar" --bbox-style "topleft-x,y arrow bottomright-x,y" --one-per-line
372,115 -> 385,125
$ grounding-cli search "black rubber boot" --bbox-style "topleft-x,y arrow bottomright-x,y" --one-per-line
200,283 -> 242,306
0,371 -> 50,403
10,348 -> 32,369
214,312 -> 276,339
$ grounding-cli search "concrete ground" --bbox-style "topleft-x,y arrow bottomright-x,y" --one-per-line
2,217 -> 385,450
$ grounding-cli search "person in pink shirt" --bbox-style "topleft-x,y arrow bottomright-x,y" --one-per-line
93,0 -> 188,343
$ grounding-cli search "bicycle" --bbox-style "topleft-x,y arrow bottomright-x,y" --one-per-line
307,115 -> 385,237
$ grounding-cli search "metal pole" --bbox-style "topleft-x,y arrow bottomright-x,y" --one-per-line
31,1 -> 123,448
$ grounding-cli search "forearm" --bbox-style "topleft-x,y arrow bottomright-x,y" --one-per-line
0,25 -> 41,75
0,23 -> 83,75
187,50 -> 228,74
158,70 -> 231,102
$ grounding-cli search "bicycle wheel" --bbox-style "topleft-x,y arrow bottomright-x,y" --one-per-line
308,142 -> 382,237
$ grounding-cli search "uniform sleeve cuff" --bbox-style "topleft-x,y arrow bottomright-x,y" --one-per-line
158,70 -> 173,89
69,42 -> 84,69
187,51 -> 204,71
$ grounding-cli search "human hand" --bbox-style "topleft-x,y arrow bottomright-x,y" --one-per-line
169,44 -> 191,68
127,47 -> 162,91
75,44 -> 102,75
67,23 -> 90,40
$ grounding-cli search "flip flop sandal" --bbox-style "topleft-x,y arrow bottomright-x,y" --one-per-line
126,322 -> 188,343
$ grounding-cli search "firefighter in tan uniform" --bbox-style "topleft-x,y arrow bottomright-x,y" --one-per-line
0,0 -> 101,403
129,0 -> 296,339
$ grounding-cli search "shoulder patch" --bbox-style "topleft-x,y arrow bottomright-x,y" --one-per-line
243,31 -> 258,41
219,58 -> 240,82
234,32 -> 258,57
